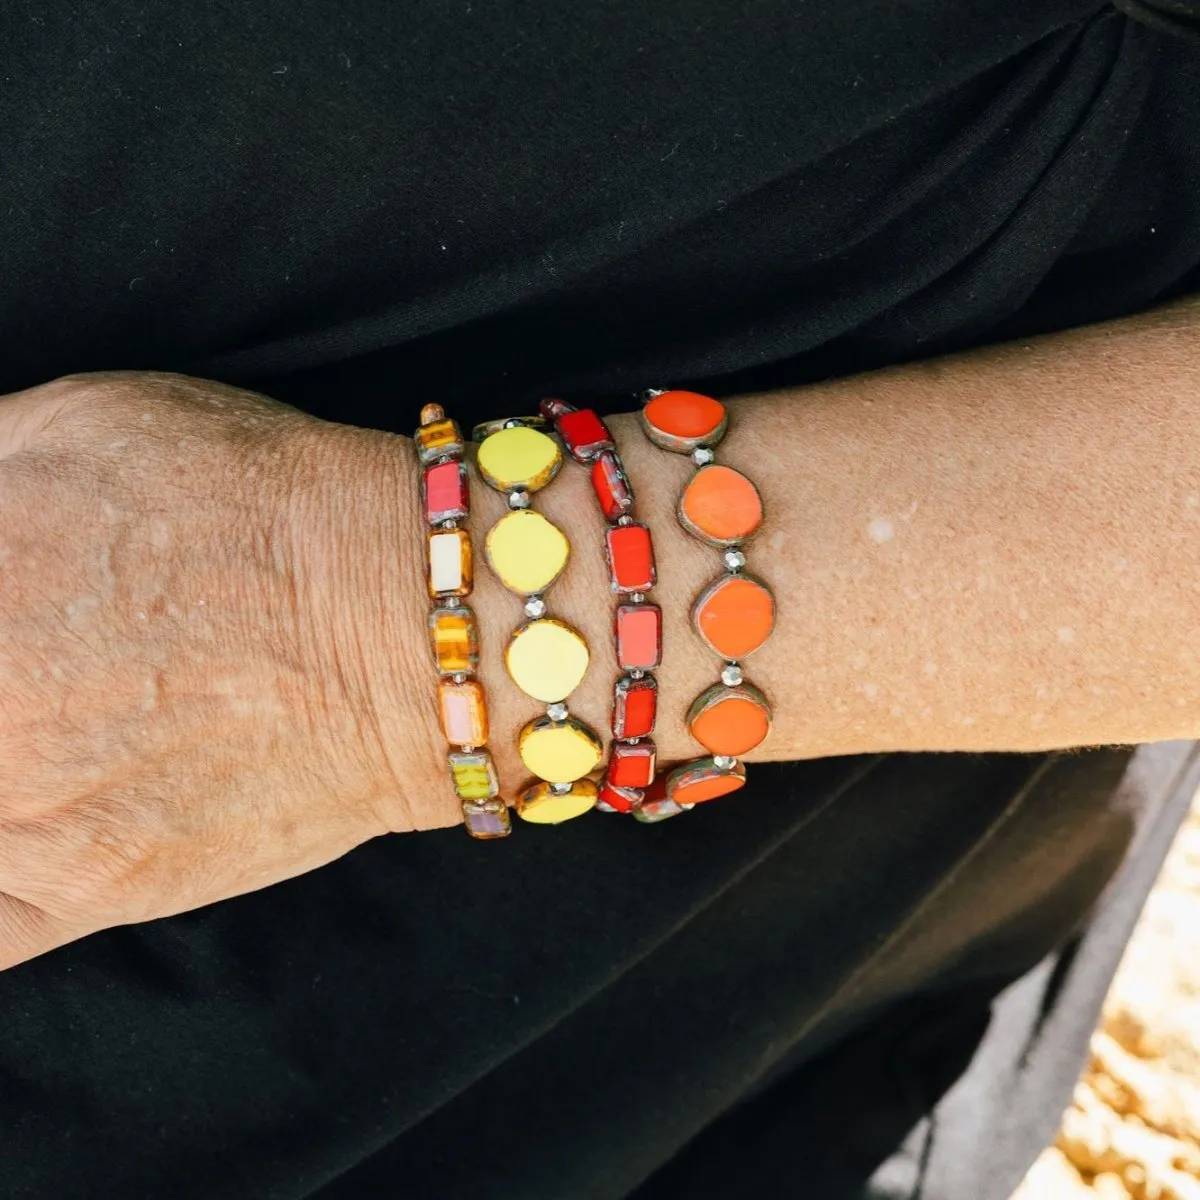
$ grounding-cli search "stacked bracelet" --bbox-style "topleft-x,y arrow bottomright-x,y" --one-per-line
539,399 -> 660,816
414,404 -> 510,840
635,389 -> 775,823
473,417 -> 602,824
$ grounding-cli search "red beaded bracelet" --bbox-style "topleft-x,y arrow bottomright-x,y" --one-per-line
634,389 -> 775,823
540,398 -> 660,815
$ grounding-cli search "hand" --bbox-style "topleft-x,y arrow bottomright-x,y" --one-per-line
0,371 -> 441,970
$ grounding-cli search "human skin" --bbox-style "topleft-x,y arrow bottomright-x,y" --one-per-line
0,296 -> 1198,968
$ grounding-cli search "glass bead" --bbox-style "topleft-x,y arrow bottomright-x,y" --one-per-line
427,528 -> 472,598
462,797 -> 512,840
518,716 -> 603,783
692,573 -> 775,660
605,522 -> 656,593
678,465 -> 763,546
471,415 -> 551,441
414,416 -> 464,465
428,605 -> 479,675
555,408 -> 614,464
422,460 -> 470,526
614,602 -> 662,672
538,397 -> 577,421
516,778 -> 598,824
641,390 -> 728,454
438,678 -> 488,747
607,739 -> 657,789
476,426 -> 562,492
597,782 -> 642,813
484,509 -> 569,595
448,748 -> 500,801
686,682 -> 772,758
590,450 -> 634,521
666,756 -> 747,806
505,617 -> 590,704
612,674 -> 657,739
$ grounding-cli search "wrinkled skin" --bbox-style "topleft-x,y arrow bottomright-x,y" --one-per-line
0,372 -> 425,970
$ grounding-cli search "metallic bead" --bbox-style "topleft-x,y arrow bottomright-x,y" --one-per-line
692,446 -> 715,466
723,549 -> 747,573
546,701 -> 569,722
550,781 -> 573,795
524,595 -> 547,619
713,755 -> 738,770
721,663 -> 744,688
639,388 -> 669,402
508,488 -> 532,510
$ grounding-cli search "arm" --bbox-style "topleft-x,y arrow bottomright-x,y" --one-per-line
389,295 -> 1200,827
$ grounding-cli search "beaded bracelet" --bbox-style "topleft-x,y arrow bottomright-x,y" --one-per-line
414,404 -> 510,840
472,417 -> 602,824
635,389 -> 775,822
539,399 -> 660,816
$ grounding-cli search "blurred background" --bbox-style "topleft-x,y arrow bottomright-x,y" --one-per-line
1012,795 -> 1200,1200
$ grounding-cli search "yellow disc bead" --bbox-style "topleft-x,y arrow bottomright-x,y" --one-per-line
517,778 -> 598,824
476,426 -> 563,493
485,510 -> 569,596
518,716 -> 603,783
505,618 -> 589,703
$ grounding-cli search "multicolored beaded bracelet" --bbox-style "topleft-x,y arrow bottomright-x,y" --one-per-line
472,416 -> 602,824
539,398 -> 660,816
635,389 -> 775,823
414,403 -> 510,840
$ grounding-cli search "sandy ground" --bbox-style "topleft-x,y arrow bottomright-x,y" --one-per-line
1011,793 -> 1200,1200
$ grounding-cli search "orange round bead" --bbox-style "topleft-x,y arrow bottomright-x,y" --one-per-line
687,684 -> 771,757
641,390 -> 727,453
679,465 -> 763,546
691,573 -> 775,659
667,757 -> 747,806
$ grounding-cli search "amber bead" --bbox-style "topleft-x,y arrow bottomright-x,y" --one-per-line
414,416 -> 465,466
428,605 -> 479,675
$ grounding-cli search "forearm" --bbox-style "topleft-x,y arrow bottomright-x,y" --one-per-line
371,297 -> 1200,828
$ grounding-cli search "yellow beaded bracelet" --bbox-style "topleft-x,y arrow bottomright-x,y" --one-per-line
414,403 -> 510,840
472,416 -> 601,824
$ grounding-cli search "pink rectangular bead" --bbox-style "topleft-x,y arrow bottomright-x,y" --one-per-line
423,461 -> 470,526
614,603 -> 662,671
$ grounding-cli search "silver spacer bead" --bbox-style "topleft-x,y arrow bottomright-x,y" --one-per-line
443,595 -> 462,609
723,549 -> 747,573
616,514 -> 634,527
504,418 -> 523,429
546,702 -> 569,722
441,518 -> 459,530
692,447 -> 715,466
524,595 -> 547,619
459,744 -> 476,754
629,592 -> 645,605
453,673 -> 468,685
720,662 -> 744,688
550,781 -> 573,795
630,669 -> 646,680
508,488 -> 532,510
713,755 -> 738,771
639,388 -> 668,402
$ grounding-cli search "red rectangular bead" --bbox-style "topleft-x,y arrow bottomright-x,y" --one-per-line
422,460 -> 469,526
605,522 -> 656,593
557,409 -> 613,464
597,781 -> 643,814
615,602 -> 662,671
612,674 -> 657,738
591,450 -> 634,521
608,739 -> 657,789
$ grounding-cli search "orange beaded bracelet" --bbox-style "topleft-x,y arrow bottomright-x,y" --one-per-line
634,389 -> 775,822
414,403 -> 511,840
539,398 -> 660,815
